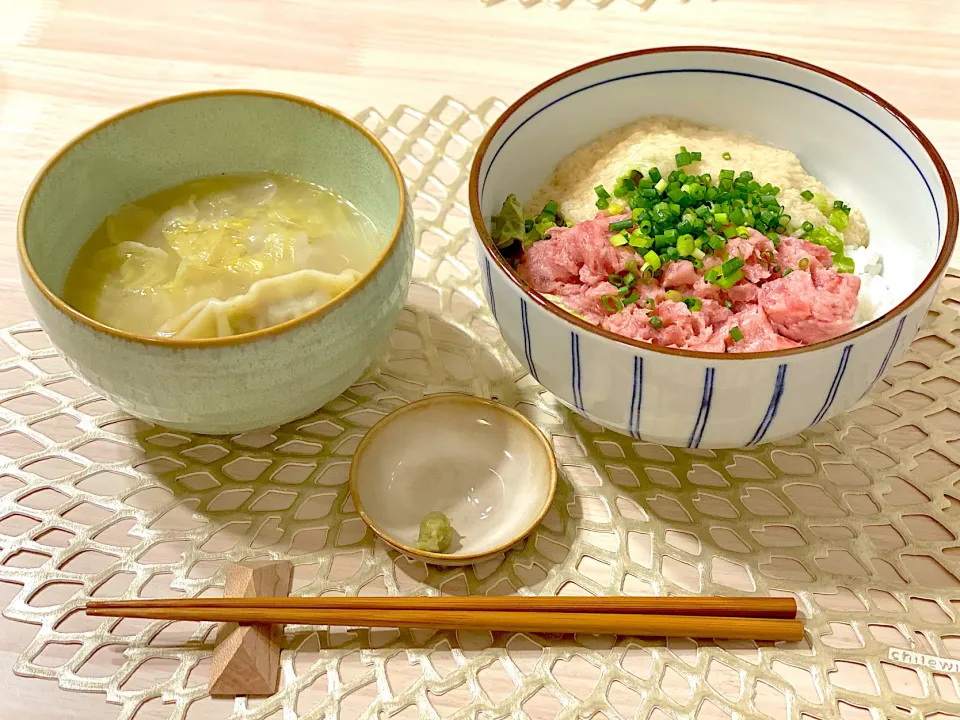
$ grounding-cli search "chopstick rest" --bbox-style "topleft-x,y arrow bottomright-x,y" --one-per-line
209,560 -> 293,697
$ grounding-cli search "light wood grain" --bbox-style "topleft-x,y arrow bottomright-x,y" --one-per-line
1,1 -> 959,717
208,561 -> 293,697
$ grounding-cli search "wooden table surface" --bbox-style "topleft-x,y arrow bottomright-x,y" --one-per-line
1,1 -> 959,717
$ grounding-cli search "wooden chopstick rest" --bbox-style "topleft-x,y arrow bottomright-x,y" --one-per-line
209,560 -> 293,697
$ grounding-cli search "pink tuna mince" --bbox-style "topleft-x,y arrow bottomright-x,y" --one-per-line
519,214 -> 860,353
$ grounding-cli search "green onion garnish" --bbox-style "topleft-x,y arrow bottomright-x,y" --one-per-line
497,151 -> 861,274
644,297 -> 656,310
649,315 -> 664,329
721,257 -> 745,276
834,255 -> 855,274
783,268 -> 793,276
602,295 -> 624,313
829,209 -> 849,232
684,297 -> 703,311
730,326 -> 744,342
677,234 -> 695,257
664,290 -> 684,303
644,251 -> 662,271
799,257 -> 810,270
715,269 -> 744,289
724,300 -> 733,309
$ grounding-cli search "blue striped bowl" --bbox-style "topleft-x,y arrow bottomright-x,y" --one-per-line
469,47 -> 957,449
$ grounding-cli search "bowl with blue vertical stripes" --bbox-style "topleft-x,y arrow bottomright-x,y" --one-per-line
469,47 -> 957,449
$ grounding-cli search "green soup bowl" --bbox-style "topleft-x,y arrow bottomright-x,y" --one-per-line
18,90 -> 414,434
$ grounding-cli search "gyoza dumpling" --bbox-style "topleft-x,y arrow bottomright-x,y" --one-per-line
157,268 -> 362,339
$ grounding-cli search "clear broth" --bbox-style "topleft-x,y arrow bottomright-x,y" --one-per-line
63,173 -> 380,338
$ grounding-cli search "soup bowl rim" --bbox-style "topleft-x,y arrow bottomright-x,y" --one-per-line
18,88 -> 410,349
468,45 -> 959,360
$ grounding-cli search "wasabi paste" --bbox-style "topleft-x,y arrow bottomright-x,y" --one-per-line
417,511 -> 453,552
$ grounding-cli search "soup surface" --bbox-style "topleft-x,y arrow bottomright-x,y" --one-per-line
63,173 -> 380,339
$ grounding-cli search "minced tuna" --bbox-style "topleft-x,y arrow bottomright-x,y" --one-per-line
519,214 -> 860,353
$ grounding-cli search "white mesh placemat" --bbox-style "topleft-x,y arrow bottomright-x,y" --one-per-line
0,98 -> 958,720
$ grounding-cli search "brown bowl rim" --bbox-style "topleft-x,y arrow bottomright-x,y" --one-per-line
17,89 -> 409,349
348,393 -> 558,563
468,46 -> 959,360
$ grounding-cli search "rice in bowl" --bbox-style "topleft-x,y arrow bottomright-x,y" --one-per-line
491,116 -> 892,353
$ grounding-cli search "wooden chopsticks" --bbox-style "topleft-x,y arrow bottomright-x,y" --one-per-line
85,596 -> 803,642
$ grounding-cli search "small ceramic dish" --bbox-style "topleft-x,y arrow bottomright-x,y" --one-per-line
350,393 -> 557,566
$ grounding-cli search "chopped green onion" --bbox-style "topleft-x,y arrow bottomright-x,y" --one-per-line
618,285 -> 631,297
596,197 -> 609,210
649,167 -> 662,184
692,151 -> 702,161
676,146 -> 693,167
799,257 -> 810,270
800,190 -> 814,201
721,257 -> 745,276
783,268 -> 793,276
664,290 -> 684,303
765,232 -> 779,245
644,251 -> 662,271
644,297 -> 656,310
724,300 -> 733,309
601,295 -> 624,313
609,233 -> 629,247
722,151 -> 732,161
677,234 -> 695,257
543,201 -> 559,216
730,326 -> 744,342
609,274 -> 624,287
595,185 -> 611,200
704,267 -> 721,284
623,272 -> 637,287
649,315 -> 664,329
801,221 -> 815,233
834,255 -> 855,274
609,219 -> 634,232
655,178 -> 668,194
829,209 -> 849,231
772,265 -> 781,273
716,269 -> 744,289
684,297 -> 703,311
622,291 -> 641,305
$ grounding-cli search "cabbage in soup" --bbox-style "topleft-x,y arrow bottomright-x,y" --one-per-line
63,173 -> 380,340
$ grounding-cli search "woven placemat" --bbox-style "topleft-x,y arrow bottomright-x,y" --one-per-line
0,97 -> 958,720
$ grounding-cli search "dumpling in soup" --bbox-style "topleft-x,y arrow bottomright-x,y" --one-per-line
63,173 -> 380,340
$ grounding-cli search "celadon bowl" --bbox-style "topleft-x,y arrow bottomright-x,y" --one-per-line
470,47 -> 958,449
18,90 -> 414,434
